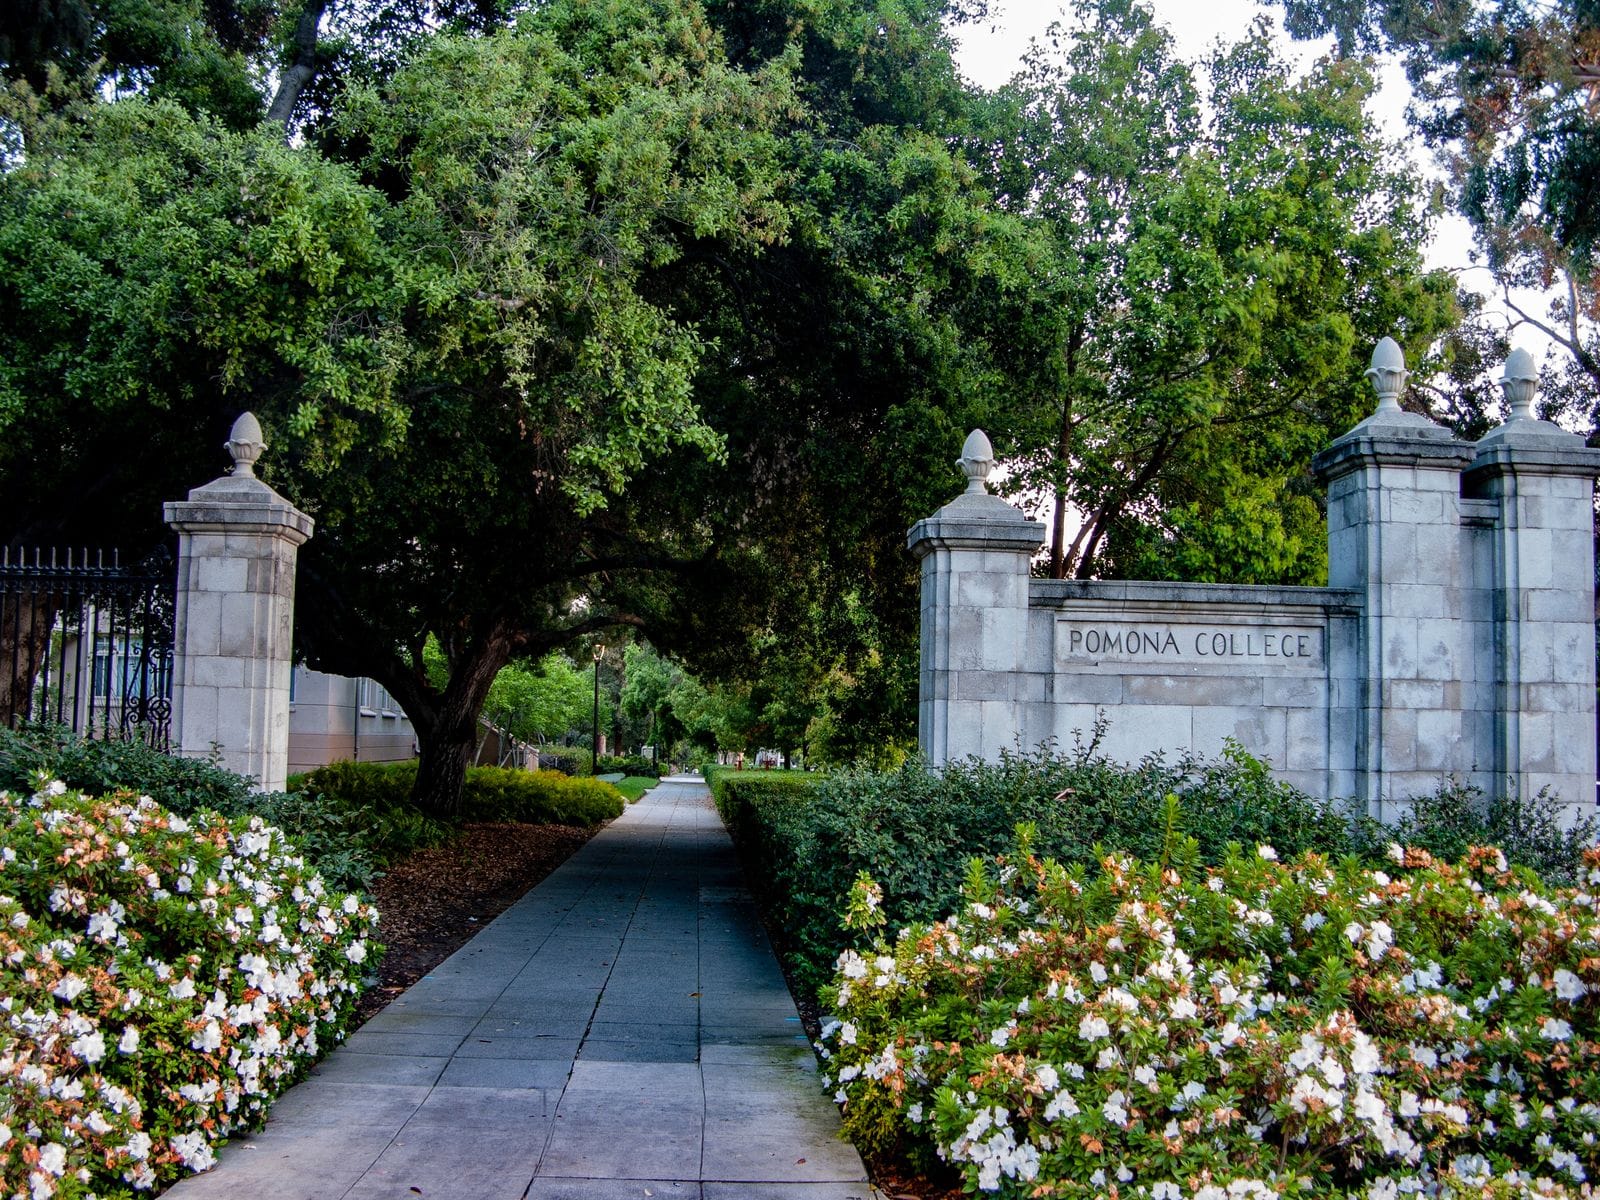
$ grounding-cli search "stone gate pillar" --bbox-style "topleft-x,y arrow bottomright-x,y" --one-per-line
1313,339 -> 1476,820
164,414 -> 313,792
907,430 -> 1044,764
1465,350 -> 1600,818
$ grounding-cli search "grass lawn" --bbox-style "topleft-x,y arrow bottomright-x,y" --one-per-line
613,776 -> 657,803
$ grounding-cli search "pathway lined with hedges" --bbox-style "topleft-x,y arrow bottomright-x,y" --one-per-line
165,776 -> 874,1200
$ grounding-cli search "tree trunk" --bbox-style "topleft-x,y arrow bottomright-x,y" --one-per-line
407,628 -> 514,820
1049,333 -> 1083,578
412,732 -> 476,822
0,591 -> 57,727
265,0 -> 328,129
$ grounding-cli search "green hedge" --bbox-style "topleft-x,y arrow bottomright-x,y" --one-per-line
712,745 -> 1348,995
297,758 -> 623,827
538,745 -> 593,776
0,725 -> 400,893
460,764 -> 624,824
598,754 -> 662,778
712,741 -> 1599,999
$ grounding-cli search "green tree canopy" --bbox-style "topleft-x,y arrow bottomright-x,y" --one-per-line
974,0 -> 1457,583
1272,0 -> 1600,424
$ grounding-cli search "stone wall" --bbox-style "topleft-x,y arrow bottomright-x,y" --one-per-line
1021,582 -> 1361,800
910,343 -> 1600,820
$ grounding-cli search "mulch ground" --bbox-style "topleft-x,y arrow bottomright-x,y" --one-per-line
353,820 -> 599,1027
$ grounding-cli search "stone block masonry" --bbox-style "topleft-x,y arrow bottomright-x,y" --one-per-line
909,343 -> 1600,822
164,413 -> 313,793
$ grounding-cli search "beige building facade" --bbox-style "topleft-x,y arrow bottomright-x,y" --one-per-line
287,668 -> 416,776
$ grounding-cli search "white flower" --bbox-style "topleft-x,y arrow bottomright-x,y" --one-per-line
1035,1064 -> 1059,1091
38,1143 -> 66,1175
1554,969 -> 1588,1002
71,1030 -> 106,1063
119,1026 -> 139,1054
123,1132 -> 152,1161
169,977 -> 196,1000
1043,1090 -> 1080,1121
1102,1089 -> 1129,1126
1078,1014 -> 1110,1042
1541,1017 -> 1574,1042
839,1022 -> 857,1046
53,974 -> 88,1003
86,909 -> 120,941
191,1020 -> 223,1053
345,940 -> 367,964
170,1129 -> 216,1172
1257,844 -> 1278,861
0,1123 -> 10,1149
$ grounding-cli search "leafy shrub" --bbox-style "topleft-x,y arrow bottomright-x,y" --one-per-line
0,780 -> 378,1197
291,759 -> 415,812
537,747 -> 593,776
821,833 -> 1600,1198
0,724 -> 257,817
298,758 -> 620,835
459,766 -> 623,825
1376,777 -> 1599,885
1,728 -> 397,893
597,754 -> 662,779
717,743 -> 1348,995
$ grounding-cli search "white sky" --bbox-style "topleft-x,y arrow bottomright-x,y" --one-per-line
949,0 -> 1538,363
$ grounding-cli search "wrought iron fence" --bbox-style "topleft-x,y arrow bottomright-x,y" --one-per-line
0,547 -> 176,749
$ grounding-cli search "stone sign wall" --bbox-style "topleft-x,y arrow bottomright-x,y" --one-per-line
910,342 -> 1600,822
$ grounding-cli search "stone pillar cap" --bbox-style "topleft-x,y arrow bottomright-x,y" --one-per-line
164,412 -> 315,542
908,429 -> 1044,559
1313,338 -> 1473,481
1468,348 -> 1600,476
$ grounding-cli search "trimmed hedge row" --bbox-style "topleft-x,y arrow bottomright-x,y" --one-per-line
295,759 -> 623,826
710,743 -> 1598,998
597,754 -> 663,779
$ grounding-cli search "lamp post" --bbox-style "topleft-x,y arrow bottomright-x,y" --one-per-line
591,642 -> 604,764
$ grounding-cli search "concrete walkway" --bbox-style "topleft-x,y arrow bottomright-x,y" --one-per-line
167,776 -> 875,1200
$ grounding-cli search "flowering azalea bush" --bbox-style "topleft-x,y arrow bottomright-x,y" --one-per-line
0,779 -> 379,1199
818,828 -> 1600,1198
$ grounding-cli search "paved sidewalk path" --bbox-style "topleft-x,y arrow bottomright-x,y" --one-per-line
167,776 -> 875,1200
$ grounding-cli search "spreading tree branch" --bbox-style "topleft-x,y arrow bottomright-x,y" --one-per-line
265,0 -> 327,129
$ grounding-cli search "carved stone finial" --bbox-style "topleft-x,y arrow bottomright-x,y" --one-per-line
957,429 -> 996,495
226,412 -> 267,478
1501,347 -> 1539,422
1364,337 -> 1408,414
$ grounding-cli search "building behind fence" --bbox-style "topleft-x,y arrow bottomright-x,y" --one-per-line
0,547 -> 176,749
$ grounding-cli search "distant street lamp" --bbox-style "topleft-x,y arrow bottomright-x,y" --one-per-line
591,642 -> 604,763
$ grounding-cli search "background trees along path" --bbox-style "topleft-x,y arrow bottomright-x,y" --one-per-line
974,0 -> 1457,584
